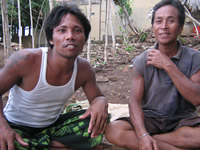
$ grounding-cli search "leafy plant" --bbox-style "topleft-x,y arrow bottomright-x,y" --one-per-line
1,0 -> 49,38
113,0 -> 133,19
180,38 -> 187,45
125,45 -> 135,52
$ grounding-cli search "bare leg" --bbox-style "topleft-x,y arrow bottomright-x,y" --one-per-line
156,139 -> 190,150
49,140 -> 74,150
153,126 -> 200,149
105,120 -> 194,150
105,120 -> 139,150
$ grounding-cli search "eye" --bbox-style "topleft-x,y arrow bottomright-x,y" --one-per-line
168,19 -> 175,23
155,20 -> 162,24
58,28 -> 65,33
74,27 -> 83,33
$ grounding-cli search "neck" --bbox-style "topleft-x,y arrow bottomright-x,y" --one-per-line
47,50 -> 77,74
158,41 -> 179,57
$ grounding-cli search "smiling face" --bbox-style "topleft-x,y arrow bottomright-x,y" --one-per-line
49,13 -> 86,59
152,5 -> 183,46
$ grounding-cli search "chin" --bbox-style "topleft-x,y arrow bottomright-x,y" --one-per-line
64,56 -> 77,59
157,39 -> 172,45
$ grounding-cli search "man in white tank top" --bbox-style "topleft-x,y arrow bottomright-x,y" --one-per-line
0,4 -> 108,150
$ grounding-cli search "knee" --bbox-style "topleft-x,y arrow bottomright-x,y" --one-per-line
105,122 -> 120,142
105,121 -> 129,147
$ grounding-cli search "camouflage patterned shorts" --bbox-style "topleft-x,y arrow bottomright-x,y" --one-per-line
7,110 -> 103,150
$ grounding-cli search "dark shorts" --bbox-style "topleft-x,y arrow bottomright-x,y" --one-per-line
118,115 -> 200,135
7,110 -> 103,150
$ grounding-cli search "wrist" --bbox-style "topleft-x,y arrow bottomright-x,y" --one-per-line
138,132 -> 150,142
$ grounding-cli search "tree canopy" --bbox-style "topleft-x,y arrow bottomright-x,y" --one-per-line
0,0 -> 49,38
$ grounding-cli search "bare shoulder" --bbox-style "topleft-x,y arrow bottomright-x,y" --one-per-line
4,48 -> 42,70
75,57 -> 96,89
0,48 -> 42,93
77,56 -> 94,73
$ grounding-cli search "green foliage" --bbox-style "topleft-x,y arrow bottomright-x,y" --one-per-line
7,0 -> 49,27
180,38 -> 187,45
125,44 -> 135,52
138,32 -> 148,42
91,56 -> 107,67
1,0 -> 49,37
114,0 -> 134,19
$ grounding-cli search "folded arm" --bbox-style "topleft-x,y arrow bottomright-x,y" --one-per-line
147,49 -> 200,106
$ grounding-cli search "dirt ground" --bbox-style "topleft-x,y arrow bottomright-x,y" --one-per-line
1,36 -> 200,105
1,35 -> 200,149
73,36 -> 200,106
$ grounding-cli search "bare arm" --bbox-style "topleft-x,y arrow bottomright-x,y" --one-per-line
147,49 -> 200,106
129,66 -> 159,150
0,50 -> 36,149
129,66 -> 146,139
77,59 -> 108,138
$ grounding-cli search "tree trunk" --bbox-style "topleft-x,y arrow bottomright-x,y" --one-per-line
87,0 -> 92,62
104,0 -> 110,63
49,0 -> 54,11
38,13 -> 47,47
112,0 -> 128,42
1,0 -> 11,58
29,0 -> 35,48
99,0 -> 102,44
109,3 -> 116,53
17,0 -> 22,50
10,0 -> 14,39
34,0 -> 46,47
121,5 -> 139,35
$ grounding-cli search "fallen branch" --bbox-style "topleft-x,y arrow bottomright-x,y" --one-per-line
184,6 -> 200,37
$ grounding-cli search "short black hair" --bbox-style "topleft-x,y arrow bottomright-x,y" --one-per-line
45,4 -> 91,48
151,0 -> 185,27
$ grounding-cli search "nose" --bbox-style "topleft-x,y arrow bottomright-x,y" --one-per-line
65,30 -> 74,40
161,21 -> 168,29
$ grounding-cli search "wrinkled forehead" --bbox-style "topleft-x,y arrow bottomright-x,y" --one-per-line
154,5 -> 179,19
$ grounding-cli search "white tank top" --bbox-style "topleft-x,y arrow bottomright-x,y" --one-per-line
4,47 -> 78,128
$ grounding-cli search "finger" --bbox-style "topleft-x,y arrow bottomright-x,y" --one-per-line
153,141 -> 159,150
79,110 -> 90,120
16,134 -> 28,146
89,114 -> 96,137
0,139 -> 7,150
7,139 -> 15,150
146,60 -> 153,66
101,117 -> 108,134
97,113 -> 108,134
91,116 -> 101,137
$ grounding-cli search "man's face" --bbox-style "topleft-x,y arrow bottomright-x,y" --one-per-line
153,5 -> 183,45
50,13 -> 86,59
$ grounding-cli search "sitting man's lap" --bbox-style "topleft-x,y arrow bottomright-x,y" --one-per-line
7,110 -> 103,150
118,114 -> 200,135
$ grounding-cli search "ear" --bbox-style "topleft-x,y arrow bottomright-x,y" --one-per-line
152,24 -> 156,35
179,25 -> 184,34
49,39 -> 54,45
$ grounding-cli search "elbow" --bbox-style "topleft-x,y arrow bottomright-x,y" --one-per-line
193,101 -> 200,107
191,98 -> 200,107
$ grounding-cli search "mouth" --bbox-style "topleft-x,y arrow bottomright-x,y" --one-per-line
64,44 -> 76,49
159,33 -> 170,36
